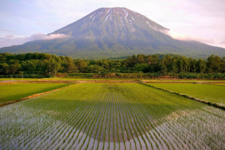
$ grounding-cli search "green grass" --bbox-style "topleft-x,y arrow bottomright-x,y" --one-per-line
148,83 -> 225,106
0,83 -> 69,104
1,83 -> 224,149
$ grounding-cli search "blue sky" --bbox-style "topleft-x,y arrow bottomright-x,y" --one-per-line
0,0 -> 225,48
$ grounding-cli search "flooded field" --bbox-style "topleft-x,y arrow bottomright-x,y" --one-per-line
0,83 -> 225,150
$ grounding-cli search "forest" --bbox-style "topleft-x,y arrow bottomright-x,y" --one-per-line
0,53 -> 225,78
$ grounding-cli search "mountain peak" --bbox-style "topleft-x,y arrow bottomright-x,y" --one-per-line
51,7 -> 168,38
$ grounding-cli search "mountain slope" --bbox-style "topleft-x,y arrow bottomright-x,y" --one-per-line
0,7 -> 224,59
51,8 -> 168,39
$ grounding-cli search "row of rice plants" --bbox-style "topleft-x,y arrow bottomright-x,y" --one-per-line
122,83 -> 225,149
1,84 -> 98,149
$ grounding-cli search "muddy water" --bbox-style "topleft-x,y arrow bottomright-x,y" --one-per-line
93,140 -> 98,149
76,134 -> 86,149
109,142 -> 114,150
114,143 -> 119,150
86,138 -> 94,149
134,137 -> 141,150
142,134 -> 152,150
125,141 -> 131,150
98,141 -> 103,150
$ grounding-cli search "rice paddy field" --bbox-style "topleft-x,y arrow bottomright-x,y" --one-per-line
0,83 -> 225,150
0,83 -> 69,104
147,83 -> 225,106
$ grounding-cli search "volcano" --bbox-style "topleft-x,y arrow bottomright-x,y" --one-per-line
0,7 -> 224,59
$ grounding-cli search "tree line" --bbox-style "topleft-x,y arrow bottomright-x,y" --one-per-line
0,53 -> 225,78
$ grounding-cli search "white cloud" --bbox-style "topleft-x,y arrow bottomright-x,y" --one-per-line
0,33 -> 69,48
164,30 -> 215,44
5,35 -> 14,39
0,37 -> 27,48
221,40 -> 225,44
29,33 -> 69,40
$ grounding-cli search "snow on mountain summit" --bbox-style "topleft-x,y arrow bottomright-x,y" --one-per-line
51,7 -> 168,39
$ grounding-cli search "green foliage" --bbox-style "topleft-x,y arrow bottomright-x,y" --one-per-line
134,63 -> 148,72
75,59 -> 87,72
85,65 -> 105,73
0,53 -> 225,78
0,63 -> 9,74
